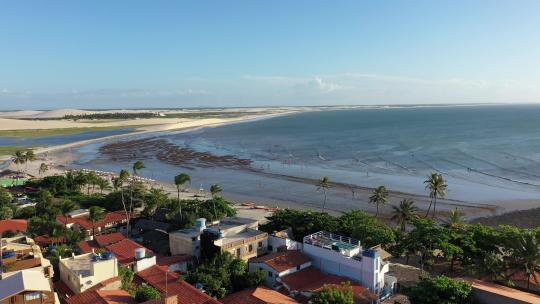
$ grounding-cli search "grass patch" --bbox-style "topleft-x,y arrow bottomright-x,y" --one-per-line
0,125 -> 140,138
0,146 -> 33,156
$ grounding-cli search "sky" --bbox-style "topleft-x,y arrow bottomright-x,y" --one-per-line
0,1 -> 539,110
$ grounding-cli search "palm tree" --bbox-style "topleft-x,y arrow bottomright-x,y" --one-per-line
38,163 -> 49,176
174,173 -> 191,221
210,184 -> 223,221
445,208 -> 465,229
24,149 -> 36,173
89,206 -> 105,238
424,172 -> 447,218
391,199 -> 419,232
210,184 -> 222,198
369,186 -> 388,217
96,177 -> 112,194
59,200 -> 77,217
13,150 -> 26,176
113,169 -> 131,235
514,231 -> 540,290
132,160 -> 145,176
316,176 -> 330,212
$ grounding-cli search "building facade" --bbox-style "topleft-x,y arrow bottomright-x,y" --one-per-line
59,252 -> 118,294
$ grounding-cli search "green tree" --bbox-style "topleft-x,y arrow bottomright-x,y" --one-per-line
339,210 -> 395,248
142,188 -> 169,217
316,176 -> 330,212
185,252 -> 264,299
118,265 -> 134,291
38,163 -> 49,176
96,177 -> 112,194
210,184 -> 222,198
0,205 -> 14,220
513,230 -> 540,290
314,282 -> 354,304
369,185 -> 388,217
404,219 -> 457,271
59,200 -> 78,217
260,209 -> 339,242
445,208 -> 465,229
0,188 -> 13,205
113,169 -> 131,234
391,199 -> 419,232
408,275 -> 475,304
135,284 -> 161,302
89,206 -> 105,238
210,184 -> 223,220
132,160 -> 145,176
174,173 -> 191,221
13,150 -> 26,175
424,172 -> 447,218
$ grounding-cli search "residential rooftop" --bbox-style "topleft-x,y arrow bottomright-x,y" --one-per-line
250,250 -> 311,273
61,252 -> 115,278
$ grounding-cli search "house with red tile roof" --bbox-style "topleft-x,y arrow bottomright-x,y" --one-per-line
156,254 -> 194,273
0,219 -> 27,235
57,211 -> 128,237
249,250 -> 312,287
278,266 -> 376,303
221,286 -> 300,304
64,289 -> 136,304
77,232 -> 126,254
105,238 -> 156,272
135,265 -> 221,304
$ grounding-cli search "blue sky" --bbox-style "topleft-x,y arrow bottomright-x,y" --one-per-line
0,1 -> 539,109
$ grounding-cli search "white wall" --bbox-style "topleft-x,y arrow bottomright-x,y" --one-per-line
134,256 -> 156,273
303,243 -> 382,291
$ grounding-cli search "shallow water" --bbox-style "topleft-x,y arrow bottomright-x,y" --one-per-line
72,105 -> 540,207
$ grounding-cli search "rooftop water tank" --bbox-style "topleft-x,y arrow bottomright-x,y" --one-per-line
194,283 -> 204,289
101,252 -> 114,260
135,248 -> 146,260
2,250 -> 16,259
195,218 -> 206,232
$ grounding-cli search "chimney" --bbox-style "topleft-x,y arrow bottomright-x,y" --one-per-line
164,295 -> 177,304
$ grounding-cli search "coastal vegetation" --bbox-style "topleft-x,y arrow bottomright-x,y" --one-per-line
64,112 -> 159,120
407,275 -> 476,304
3,152 -> 539,300
314,282 -> 354,304
184,252 -> 265,298
261,207 -> 540,292
0,125 -> 139,138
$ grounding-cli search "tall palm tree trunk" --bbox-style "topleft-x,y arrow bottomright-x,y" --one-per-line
432,196 -> 437,219
425,198 -> 434,218
322,191 -> 327,212
177,187 -> 182,221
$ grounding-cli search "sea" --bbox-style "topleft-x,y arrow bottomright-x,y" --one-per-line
65,105 -> 540,212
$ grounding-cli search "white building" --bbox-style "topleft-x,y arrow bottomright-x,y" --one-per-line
249,250 -> 311,287
302,231 -> 395,297
59,252 -> 118,294
267,229 -> 302,253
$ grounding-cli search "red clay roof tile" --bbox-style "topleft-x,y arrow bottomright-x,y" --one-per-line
250,250 -> 311,273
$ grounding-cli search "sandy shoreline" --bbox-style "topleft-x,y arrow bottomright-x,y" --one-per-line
2,107 -> 540,225
0,109 -> 300,161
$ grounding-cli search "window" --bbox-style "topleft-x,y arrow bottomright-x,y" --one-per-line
236,248 -> 241,257
248,244 -> 253,252
296,265 -> 301,270
268,271 -> 273,278
258,241 -> 263,248
25,292 -> 41,301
